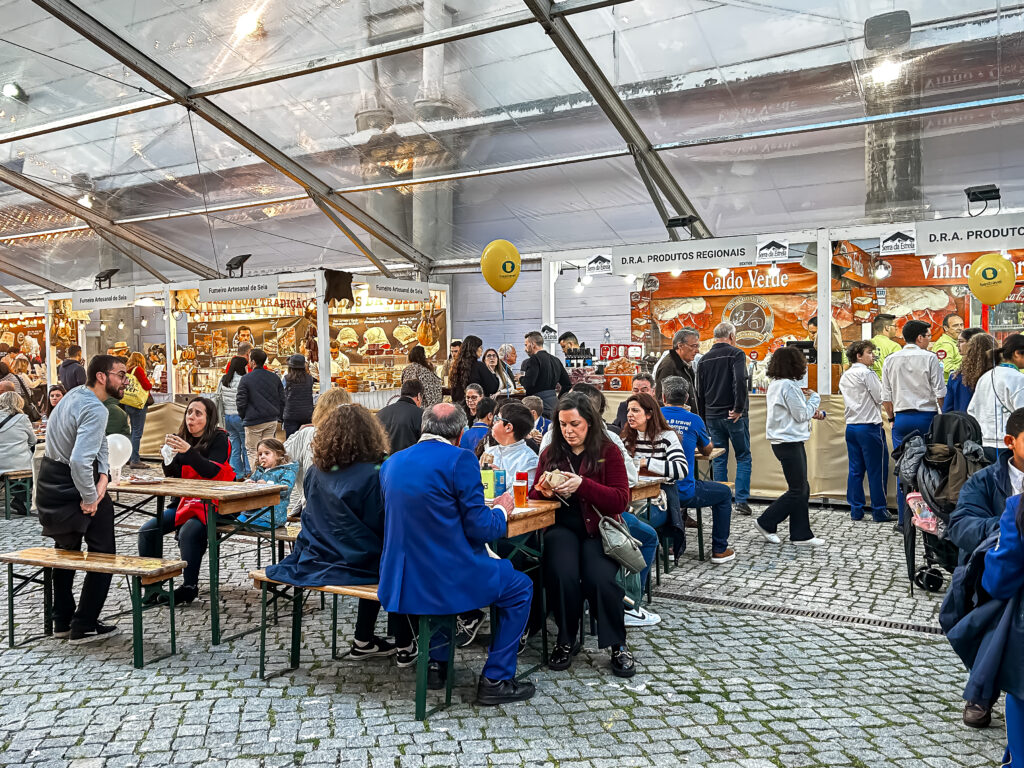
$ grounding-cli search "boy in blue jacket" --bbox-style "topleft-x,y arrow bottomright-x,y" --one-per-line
948,407 -> 1024,727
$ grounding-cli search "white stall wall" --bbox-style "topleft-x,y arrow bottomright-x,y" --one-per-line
450,270 -> 543,357
449,268 -> 631,360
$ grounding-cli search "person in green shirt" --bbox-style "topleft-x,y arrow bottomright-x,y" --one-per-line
870,314 -> 901,379
103,396 -> 131,438
931,313 -> 965,382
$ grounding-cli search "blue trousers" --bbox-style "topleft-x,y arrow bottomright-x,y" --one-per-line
1007,692 -> 1023,767
123,403 -> 148,463
845,423 -> 889,520
429,565 -> 531,681
708,416 -> 751,503
680,480 -> 733,554
622,511 -> 658,592
223,413 -> 249,477
892,410 -> 935,524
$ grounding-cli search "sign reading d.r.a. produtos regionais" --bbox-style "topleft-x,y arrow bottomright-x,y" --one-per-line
364,275 -> 431,302
198,275 -> 279,302
71,286 -> 136,311
916,214 -> 1024,256
611,236 -> 757,274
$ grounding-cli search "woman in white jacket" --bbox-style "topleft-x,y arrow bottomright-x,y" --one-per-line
0,391 -> 36,515
967,333 -> 1024,462
756,347 -> 826,547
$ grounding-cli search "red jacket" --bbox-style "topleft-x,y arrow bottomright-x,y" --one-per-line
530,438 -> 629,536
131,366 -> 152,391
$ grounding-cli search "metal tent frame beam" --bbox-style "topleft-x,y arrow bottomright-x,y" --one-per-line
308,194 -> 396,279
31,0 -> 431,274
0,250 -> 70,293
93,229 -> 171,283
522,0 -> 712,239
0,284 -> 35,307
0,164 -> 220,279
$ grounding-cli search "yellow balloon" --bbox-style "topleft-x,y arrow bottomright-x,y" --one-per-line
969,252 -> 1017,305
480,240 -> 521,294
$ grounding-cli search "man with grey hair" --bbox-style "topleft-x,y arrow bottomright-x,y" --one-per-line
696,321 -> 753,516
379,402 -> 536,706
654,327 -> 699,399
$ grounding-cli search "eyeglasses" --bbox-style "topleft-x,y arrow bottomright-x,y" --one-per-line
105,370 -> 127,380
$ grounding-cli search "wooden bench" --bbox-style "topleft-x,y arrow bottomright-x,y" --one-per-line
0,547 -> 186,668
250,569 -> 457,721
2,470 -> 32,519
216,522 -> 300,567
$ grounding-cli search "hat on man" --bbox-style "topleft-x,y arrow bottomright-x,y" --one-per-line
287,354 -> 307,368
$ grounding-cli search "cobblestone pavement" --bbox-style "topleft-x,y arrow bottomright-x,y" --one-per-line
0,500 -> 1007,768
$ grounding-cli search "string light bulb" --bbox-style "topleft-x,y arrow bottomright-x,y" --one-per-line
117,319 -> 125,330
574,276 -> 584,294
140,317 -> 148,327
100,321 -> 106,331
582,273 -> 593,286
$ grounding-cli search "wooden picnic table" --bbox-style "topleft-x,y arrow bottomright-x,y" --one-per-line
695,447 -> 725,481
109,476 -> 284,645
505,499 -> 558,537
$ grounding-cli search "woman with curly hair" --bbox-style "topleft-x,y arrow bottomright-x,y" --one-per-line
755,346 -> 826,548
449,334 -> 498,404
266,404 -> 415,664
282,386 -> 352,516
946,330 -> 995,413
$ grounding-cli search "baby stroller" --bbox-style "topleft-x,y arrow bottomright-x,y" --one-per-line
894,412 -> 989,593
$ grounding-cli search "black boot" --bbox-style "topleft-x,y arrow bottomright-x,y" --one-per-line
477,675 -> 536,706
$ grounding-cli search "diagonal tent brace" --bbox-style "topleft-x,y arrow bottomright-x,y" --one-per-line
308,194 -> 396,279
0,284 -> 37,307
522,0 -> 713,239
92,229 -> 171,283
0,165 -> 220,280
0,249 -> 70,293
31,0 -> 432,275
629,145 -> 680,243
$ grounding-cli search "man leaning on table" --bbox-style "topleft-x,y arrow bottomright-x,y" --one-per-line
36,354 -> 125,644
378,403 -> 535,706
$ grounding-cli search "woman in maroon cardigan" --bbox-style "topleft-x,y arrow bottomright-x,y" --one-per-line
530,391 -> 635,678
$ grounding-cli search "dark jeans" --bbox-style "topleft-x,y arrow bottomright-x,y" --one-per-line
283,419 -> 305,438
51,495 -> 115,630
138,505 -> 208,587
223,413 -> 249,477
680,479 -> 733,553
757,442 -> 814,542
123,403 -> 148,463
621,512 -> 658,593
354,600 -> 415,648
707,416 -> 751,503
892,410 -> 935,525
845,423 -> 888,520
544,524 -> 625,648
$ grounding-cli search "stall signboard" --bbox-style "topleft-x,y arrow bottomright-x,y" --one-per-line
756,239 -> 789,264
71,286 -> 136,311
916,214 -> 1024,256
611,236 -> 757,274
0,317 -> 46,363
877,251 -> 1024,287
198,275 -> 279,302
327,309 -> 448,366
187,316 -> 310,368
879,229 -> 917,256
541,324 -> 558,343
364,276 -> 431,302
585,255 -> 613,276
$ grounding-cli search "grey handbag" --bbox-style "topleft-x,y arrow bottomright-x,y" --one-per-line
594,507 -> 646,574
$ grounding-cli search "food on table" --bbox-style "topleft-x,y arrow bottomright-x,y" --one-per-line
604,357 -> 636,375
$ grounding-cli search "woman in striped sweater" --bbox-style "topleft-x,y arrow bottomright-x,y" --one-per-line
620,392 -> 689,570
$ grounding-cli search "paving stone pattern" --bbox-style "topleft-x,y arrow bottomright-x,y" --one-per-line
0,499 -> 1007,768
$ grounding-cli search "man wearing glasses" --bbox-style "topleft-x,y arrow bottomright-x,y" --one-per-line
102,363 -> 132,438
655,328 -> 700,400
869,314 -> 901,379
36,355 -> 126,644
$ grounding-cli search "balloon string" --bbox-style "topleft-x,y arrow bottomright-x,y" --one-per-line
501,292 -> 511,396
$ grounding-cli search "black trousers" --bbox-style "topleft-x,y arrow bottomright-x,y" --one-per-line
50,495 -> 116,630
543,524 -> 625,648
757,442 -> 814,542
354,599 -> 415,647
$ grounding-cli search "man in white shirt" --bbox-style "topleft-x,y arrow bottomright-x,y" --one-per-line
881,320 -> 946,525
839,341 -> 891,523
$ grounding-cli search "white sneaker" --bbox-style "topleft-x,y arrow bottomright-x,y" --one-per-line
754,521 -> 781,544
623,606 -> 661,628
792,537 -> 826,548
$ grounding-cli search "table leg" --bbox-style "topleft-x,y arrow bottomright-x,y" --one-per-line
130,575 -> 144,669
538,529 -> 548,666
168,577 -> 176,656
154,495 -> 165,559
6,563 -> 13,648
42,568 -> 52,636
206,501 -> 221,645
290,587 -> 303,669
415,619 -> 430,720
259,582 -> 268,679
331,594 -> 338,659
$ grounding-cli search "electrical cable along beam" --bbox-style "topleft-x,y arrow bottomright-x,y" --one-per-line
30,0 -> 432,275
521,0 -> 713,239
0,164 -> 220,279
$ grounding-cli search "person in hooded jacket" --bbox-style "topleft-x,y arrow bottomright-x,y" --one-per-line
57,346 -> 87,391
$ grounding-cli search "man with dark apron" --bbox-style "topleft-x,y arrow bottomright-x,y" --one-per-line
521,331 -> 572,418
36,354 -> 125,644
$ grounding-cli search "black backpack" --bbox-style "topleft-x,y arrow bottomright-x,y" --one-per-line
929,412 -> 983,448
916,412 -> 988,523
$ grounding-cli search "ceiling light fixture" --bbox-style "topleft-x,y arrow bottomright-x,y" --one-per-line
767,262 -> 780,278
582,273 -> 593,286
117,319 -> 125,330
670,269 -> 683,277
99,321 -> 106,331
226,253 -> 251,277
77,194 -> 93,209
716,267 -> 730,277
140,317 -> 148,327
869,59 -> 902,85
234,9 -> 265,39
623,273 -> 635,284
574,275 -> 584,294
1,82 -> 28,102
874,260 -> 893,280
931,254 -> 948,267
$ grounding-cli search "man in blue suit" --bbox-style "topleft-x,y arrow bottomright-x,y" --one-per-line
379,403 -> 535,706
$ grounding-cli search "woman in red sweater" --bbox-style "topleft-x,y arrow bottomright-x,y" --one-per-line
122,352 -> 154,469
530,391 -> 635,678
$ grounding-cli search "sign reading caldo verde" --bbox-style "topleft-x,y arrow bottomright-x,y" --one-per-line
198,275 -> 280,302
71,286 -> 136,311
611,236 -> 757,274
916,214 -> 1024,256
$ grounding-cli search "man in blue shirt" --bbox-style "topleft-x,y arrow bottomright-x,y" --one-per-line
460,397 -> 496,453
661,376 -> 735,564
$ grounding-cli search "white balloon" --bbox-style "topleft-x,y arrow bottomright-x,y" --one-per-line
107,434 -> 132,468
